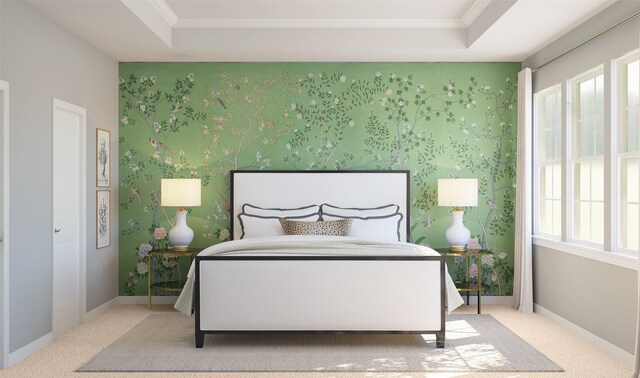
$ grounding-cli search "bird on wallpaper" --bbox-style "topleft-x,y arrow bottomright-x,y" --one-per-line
422,214 -> 434,229
217,98 -> 227,109
486,197 -> 499,213
149,138 -> 175,154
131,184 -> 142,206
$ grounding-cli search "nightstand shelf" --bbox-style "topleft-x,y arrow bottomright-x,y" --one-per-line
147,248 -> 203,309
435,248 -> 492,314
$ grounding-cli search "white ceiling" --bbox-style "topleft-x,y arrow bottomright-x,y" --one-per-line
26,0 -> 618,62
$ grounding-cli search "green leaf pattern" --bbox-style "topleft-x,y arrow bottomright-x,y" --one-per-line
119,63 -> 519,296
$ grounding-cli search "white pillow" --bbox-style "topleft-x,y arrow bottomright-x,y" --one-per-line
320,204 -> 400,218
242,203 -> 320,217
322,213 -> 403,242
238,213 -> 320,239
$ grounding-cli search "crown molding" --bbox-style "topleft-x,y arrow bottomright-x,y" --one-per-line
153,0 -> 490,29
121,0 -> 173,46
149,0 -> 178,26
174,17 -> 465,29
461,0 -> 493,27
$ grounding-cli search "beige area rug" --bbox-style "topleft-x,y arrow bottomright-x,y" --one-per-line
78,314 -> 563,373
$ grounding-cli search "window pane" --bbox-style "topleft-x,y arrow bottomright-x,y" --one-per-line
628,60 -> 639,109
625,60 -> 640,153
535,86 -> 563,238
578,120 -> 594,157
575,73 -> 603,158
576,201 -> 590,240
580,79 -> 594,120
554,126 -> 562,160
621,203 -> 639,250
591,160 -> 604,201
545,129 -> 555,160
628,104 -> 639,152
552,200 -> 562,236
622,158 -> 640,203
595,115 -> 604,155
545,94 -> 555,128
575,162 -> 591,200
620,157 -> 640,249
595,75 -> 604,115
591,202 -> 604,244
544,165 -> 553,197
552,164 -> 562,199
541,200 -> 553,234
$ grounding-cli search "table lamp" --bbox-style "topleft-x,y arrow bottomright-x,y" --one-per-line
161,178 -> 201,251
438,178 -> 478,252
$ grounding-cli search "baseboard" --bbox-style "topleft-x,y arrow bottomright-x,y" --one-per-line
534,303 -> 634,367
462,295 -> 513,305
117,296 -> 179,305
83,297 -> 118,323
8,332 -> 52,367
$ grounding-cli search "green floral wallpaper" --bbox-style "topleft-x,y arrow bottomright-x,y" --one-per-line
119,62 -> 519,296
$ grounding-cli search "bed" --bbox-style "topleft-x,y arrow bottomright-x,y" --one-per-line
175,170 -> 462,349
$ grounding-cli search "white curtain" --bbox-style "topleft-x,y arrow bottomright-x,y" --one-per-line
633,24 -> 640,378
512,67 -> 533,313
634,253 -> 640,377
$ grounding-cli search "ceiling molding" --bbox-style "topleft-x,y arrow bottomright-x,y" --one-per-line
461,0 -> 493,27
31,0 -> 616,62
173,18 -> 465,29
120,0 -> 173,46
150,0 -> 178,26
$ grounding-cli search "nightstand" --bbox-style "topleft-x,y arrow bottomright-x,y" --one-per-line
436,248 -> 492,314
147,248 -> 202,309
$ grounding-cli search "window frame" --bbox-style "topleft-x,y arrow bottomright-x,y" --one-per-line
533,84 -> 563,240
615,50 -> 640,254
532,48 -> 640,266
568,66 -> 605,249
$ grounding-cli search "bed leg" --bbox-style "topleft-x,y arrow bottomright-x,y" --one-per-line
436,331 -> 445,348
195,330 -> 205,348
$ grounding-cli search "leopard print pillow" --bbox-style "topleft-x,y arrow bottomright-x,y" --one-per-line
279,218 -> 352,236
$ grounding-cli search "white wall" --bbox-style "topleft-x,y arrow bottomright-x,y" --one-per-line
523,0 -> 640,355
0,1 -> 118,353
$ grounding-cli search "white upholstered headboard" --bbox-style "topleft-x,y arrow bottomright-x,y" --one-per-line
230,170 -> 410,241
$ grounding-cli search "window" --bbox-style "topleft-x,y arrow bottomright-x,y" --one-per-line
534,86 -> 562,237
571,68 -> 605,245
618,53 -> 640,251
533,49 -> 640,259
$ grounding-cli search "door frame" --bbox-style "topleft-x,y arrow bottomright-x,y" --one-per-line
51,98 -> 87,338
1,80 -> 9,369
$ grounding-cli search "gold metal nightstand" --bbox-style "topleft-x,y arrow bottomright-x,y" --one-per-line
147,248 -> 202,309
436,248 -> 492,314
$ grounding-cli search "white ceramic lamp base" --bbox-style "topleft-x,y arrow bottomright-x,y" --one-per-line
168,209 -> 194,251
445,210 -> 471,252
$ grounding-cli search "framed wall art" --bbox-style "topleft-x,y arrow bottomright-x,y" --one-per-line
96,190 -> 110,248
96,128 -> 110,187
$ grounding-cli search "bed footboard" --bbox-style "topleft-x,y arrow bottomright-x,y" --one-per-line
194,255 -> 446,348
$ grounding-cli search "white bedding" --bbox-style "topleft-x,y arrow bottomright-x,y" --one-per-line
174,235 -> 464,315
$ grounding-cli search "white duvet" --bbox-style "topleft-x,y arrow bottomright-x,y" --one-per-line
174,235 -> 465,315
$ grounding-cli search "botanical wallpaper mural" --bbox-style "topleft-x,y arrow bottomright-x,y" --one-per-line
119,62 -> 519,296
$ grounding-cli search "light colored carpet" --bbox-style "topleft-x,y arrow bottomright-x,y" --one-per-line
78,314 -> 562,373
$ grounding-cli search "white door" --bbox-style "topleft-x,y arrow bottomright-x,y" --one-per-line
0,80 -> 8,368
52,99 -> 85,339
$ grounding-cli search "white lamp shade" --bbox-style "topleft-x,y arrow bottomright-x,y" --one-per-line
437,178 -> 478,207
161,179 -> 201,207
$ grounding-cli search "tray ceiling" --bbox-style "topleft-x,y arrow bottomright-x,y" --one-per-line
26,0 -> 617,62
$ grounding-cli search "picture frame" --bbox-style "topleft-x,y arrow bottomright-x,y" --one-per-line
96,128 -> 110,187
96,190 -> 110,249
